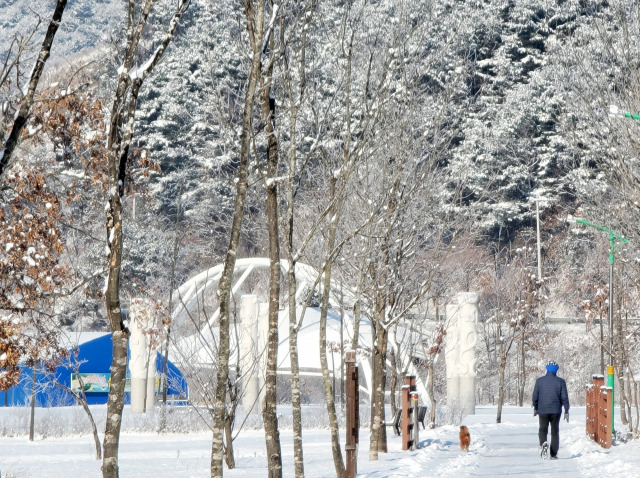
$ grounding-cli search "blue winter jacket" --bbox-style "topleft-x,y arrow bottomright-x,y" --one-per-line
532,372 -> 570,415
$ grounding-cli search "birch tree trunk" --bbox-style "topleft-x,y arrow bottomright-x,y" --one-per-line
261,6 -> 283,474
497,342 -> 506,424
369,323 -> 388,459
518,331 -> 525,407
287,267 -> 305,476
428,361 -> 436,428
210,2 -> 264,477
319,177 -> 346,478
102,330 -> 129,477
283,39 -> 305,478
101,2 -> 189,476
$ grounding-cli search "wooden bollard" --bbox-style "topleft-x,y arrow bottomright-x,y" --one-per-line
401,375 -> 416,451
345,350 -> 359,478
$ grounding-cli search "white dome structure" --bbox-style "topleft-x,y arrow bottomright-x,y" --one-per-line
168,258 -> 429,408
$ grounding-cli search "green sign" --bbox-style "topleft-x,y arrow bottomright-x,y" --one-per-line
71,373 -> 111,393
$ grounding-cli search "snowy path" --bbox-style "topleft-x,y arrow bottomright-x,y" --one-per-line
357,406 -> 629,478
1,405 -> 637,477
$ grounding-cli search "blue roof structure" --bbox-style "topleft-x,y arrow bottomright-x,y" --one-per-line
0,333 -> 188,407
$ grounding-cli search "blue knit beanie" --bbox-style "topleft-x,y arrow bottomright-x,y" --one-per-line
546,361 -> 559,374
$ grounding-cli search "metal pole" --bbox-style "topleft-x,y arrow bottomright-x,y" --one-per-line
609,258 -> 614,366
569,217 -> 627,437
608,236 -> 615,436
535,197 -> 546,323
536,198 -> 542,282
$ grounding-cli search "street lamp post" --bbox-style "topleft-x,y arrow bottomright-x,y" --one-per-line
533,196 -> 547,323
535,198 -> 543,283
567,215 -> 628,436
609,105 -> 640,121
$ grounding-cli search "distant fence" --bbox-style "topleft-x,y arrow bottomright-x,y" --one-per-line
585,375 -> 613,449
407,313 -> 640,324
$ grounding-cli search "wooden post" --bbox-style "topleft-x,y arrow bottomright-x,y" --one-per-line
585,383 -> 594,441
345,350 -> 359,478
401,385 -> 411,450
402,375 -> 416,451
406,375 -> 416,392
593,375 -> 604,446
598,386 -> 613,449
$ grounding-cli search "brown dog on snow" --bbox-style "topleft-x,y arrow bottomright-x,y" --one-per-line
459,425 -> 471,451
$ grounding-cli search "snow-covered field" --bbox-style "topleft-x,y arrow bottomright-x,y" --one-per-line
0,405 -> 636,477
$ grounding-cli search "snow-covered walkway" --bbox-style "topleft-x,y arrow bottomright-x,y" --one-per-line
1,405 -> 637,477
357,406 -> 633,478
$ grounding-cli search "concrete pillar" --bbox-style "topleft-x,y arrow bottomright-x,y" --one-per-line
240,295 -> 259,413
239,295 -> 270,413
256,302 -> 269,408
445,292 -> 478,415
129,298 -> 157,414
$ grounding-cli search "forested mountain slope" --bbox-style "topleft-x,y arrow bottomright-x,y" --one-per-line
1,0 -> 637,326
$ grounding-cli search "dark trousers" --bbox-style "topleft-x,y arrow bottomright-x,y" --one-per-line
538,414 -> 561,457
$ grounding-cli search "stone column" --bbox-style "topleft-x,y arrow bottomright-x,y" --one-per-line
240,295 -> 259,413
239,295 -> 270,413
129,298 -> 157,414
256,302 -> 269,408
445,292 -> 478,414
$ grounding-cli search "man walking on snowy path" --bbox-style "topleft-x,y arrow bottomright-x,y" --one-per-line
532,360 -> 570,460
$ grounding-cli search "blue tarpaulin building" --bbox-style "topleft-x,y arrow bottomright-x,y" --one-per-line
0,333 -> 188,407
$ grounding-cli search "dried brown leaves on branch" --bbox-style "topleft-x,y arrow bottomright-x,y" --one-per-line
0,318 -> 23,389
0,166 -> 68,312
0,314 -> 69,391
1,78 -> 159,309
0,78 -> 161,389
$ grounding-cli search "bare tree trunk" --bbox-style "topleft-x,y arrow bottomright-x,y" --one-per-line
76,377 -> 103,460
617,357 -> 629,425
518,331 -> 525,407
284,81 -> 305,478
51,369 -> 102,459
101,3 -> 189,476
102,330 -> 129,477
29,364 -> 36,441
616,313 -> 629,425
280,2 -> 318,473
623,367 -> 633,432
210,3 -> 264,477
287,266 -> 305,477
102,156 -> 128,478
634,381 -> 639,437
161,181 -> 183,430
284,118 -> 305,478
351,258 -> 366,352
369,180 -> 401,459
389,347 -> 398,417
223,413 -> 236,469
369,323 -> 388,459
497,349 -> 506,424
319,178 -> 346,478
0,0 -> 67,177
261,10 -> 283,474
428,362 -> 436,428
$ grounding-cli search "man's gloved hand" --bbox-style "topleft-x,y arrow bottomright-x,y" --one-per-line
533,409 -> 538,416
564,412 -> 569,423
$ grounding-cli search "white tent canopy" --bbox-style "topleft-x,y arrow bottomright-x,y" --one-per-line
169,258 -> 429,404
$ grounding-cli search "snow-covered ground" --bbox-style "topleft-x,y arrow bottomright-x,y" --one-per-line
0,405 -> 636,477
